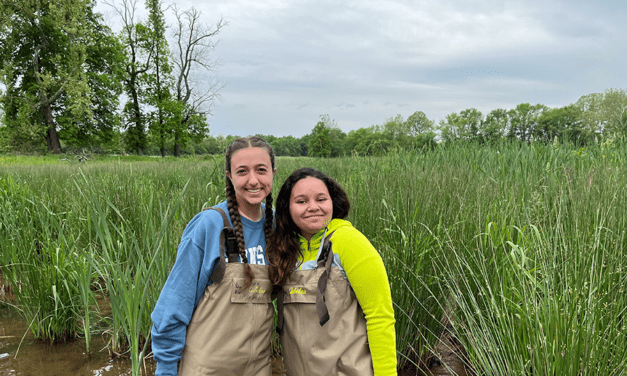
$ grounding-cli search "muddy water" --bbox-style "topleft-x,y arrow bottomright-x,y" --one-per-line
0,303 -> 151,376
0,302 -> 290,376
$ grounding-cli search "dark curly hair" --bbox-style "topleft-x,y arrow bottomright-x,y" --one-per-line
267,167 -> 349,286
225,136 -> 275,288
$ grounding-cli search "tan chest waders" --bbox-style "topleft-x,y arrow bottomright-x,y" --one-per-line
178,207 -> 273,376
277,230 -> 374,376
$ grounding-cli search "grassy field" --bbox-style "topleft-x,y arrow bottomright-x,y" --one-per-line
1,140 -> 626,375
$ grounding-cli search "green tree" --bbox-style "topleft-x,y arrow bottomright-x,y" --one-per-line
382,114 -> 412,150
344,127 -> 369,155
575,92 -> 605,138
0,0 -> 93,153
536,105 -> 584,144
308,118 -> 332,157
600,88 -> 627,138
438,108 -> 483,143
56,8 -> 125,151
320,115 -> 347,157
507,103 -> 546,142
481,108 -> 509,144
271,136 -> 303,156
344,126 -> 390,156
299,133 -> 312,156
405,111 -> 434,136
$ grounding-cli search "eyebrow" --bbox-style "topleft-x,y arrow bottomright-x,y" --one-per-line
234,163 -> 270,169
292,193 -> 329,200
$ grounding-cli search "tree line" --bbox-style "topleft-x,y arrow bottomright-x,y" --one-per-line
1,2 -> 625,156
181,88 -> 627,158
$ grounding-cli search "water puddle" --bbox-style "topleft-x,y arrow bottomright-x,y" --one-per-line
0,303 -> 153,376
0,302 -> 287,376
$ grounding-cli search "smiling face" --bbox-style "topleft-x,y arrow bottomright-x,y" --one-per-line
289,177 -> 333,240
226,147 -> 275,219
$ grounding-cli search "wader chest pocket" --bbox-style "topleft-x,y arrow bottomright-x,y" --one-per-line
230,278 -> 272,303
283,284 -> 316,304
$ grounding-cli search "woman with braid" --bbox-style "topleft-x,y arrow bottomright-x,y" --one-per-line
268,167 -> 397,376
151,136 -> 276,376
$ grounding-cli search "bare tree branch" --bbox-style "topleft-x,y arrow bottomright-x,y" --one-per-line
171,5 -> 226,114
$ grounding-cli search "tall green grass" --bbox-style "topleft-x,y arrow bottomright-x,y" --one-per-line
1,140 -> 626,375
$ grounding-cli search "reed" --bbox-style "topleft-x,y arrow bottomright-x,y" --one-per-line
76,171 -> 189,375
0,174 -> 82,343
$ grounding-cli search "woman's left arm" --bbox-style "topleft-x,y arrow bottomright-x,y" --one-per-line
335,228 -> 397,376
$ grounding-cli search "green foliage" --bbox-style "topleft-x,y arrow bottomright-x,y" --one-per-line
345,126 -> 384,155
405,110 -> 435,136
0,124 -> 11,153
0,0 -> 96,153
308,117 -> 333,157
145,0 -> 176,157
269,135 -> 303,156
482,108 -> 509,143
1,0 -> 624,158
438,107 -> 483,143
507,103 -> 547,142
0,0 -> 125,153
536,104 -> 585,144
576,88 -> 627,138
57,8 -> 125,150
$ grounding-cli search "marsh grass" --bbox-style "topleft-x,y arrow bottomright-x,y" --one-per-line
1,139 -> 626,375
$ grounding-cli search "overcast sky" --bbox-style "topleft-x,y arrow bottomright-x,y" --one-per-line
97,0 -> 627,138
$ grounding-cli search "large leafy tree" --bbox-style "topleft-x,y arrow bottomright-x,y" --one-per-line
382,114 -> 411,150
308,118 -> 332,158
507,103 -> 546,142
600,88 -> 627,138
56,8 -> 125,150
481,108 -> 509,144
438,108 -> 483,143
575,92 -> 605,138
405,110 -> 434,136
306,115 -> 345,157
575,89 -> 627,139
536,105 -> 584,144
0,0 -> 94,153
344,126 -> 390,156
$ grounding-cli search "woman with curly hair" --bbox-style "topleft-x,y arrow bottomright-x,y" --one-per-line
268,167 -> 397,376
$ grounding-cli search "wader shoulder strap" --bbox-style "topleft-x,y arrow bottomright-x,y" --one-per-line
316,230 -> 336,264
316,231 -> 336,326
205,207 -> 237,284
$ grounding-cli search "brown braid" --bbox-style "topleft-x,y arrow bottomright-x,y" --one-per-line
225,178 -> 248,258
224,136 -> 276,288
225,177 -> 254,286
